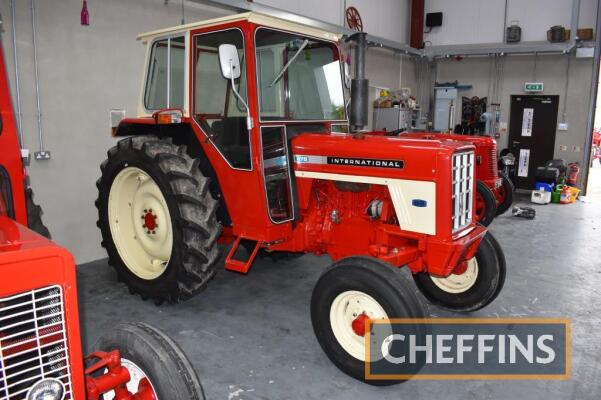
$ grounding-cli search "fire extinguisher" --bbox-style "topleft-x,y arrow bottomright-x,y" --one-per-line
567,162 -> 580,186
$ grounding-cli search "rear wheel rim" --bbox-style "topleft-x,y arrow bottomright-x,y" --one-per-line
431,258 -> 479,293
329,290 -> 388,361
108,167 -> 173,280
104,358 -> 158,400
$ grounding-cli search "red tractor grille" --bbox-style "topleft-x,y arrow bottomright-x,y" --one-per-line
488,146 -> 498,179
0,286 -> 73,400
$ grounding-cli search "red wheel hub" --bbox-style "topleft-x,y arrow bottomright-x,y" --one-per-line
136,377 -> 158,400
351,313 -> 369,337
142,209 -> 157,232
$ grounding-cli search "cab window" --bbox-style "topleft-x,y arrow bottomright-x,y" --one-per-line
193,29 -> 251,170
144,36 -> 185,110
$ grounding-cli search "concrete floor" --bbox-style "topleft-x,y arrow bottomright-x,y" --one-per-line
77,196 -> 601,400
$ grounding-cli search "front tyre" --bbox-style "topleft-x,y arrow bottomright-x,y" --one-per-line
413,232 -> 505,312
96,136 -> 221,304
495,172 -> 515,216
475,180 -> 497,226
95,322 -> 205,400
311,257 -> 426,385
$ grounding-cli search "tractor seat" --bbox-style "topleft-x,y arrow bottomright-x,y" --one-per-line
210,117 -> 251,169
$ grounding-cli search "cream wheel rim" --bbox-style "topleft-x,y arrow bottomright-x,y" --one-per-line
329,290 -> 389,361
431,257 -> 479,293
108,167 -> 173,280
103,358 -> 158,400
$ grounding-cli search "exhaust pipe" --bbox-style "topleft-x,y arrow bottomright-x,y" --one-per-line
348,32 -> 368,131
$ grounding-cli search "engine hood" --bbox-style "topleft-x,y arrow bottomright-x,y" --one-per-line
291,133 -> 474,181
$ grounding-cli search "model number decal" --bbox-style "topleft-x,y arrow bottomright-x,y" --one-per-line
327,157 -> 404,169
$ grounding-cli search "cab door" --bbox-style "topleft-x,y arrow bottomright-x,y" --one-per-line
190,23 -> 292,240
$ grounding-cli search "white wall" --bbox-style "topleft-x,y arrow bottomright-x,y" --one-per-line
255,0 -> 410,42
424,0 -> 598,45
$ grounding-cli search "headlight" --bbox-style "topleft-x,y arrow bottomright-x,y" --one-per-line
26,378 -> 64,400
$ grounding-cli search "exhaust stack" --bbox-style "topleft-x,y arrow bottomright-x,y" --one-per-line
348,32 -> 369,131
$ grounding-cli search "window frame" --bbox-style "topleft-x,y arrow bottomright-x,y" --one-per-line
259,125 -> 295,224
142,34 -> 188,113
190,27 -> 253,172
253,26 -> 349,124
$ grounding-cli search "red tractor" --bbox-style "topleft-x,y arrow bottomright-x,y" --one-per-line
397,133 -> 514,226
0,56 -> 49,239
0,41 -> 205,399
96,13 -> 506,384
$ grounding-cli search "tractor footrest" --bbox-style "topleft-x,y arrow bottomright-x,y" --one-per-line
224,237 -> 262,274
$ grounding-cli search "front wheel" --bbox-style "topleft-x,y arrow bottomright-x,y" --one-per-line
95,322 -> 205,400
311,257 -> 426,385
413,232 -> 505,312
495,173 -> 515,216
475,180 -> 497,226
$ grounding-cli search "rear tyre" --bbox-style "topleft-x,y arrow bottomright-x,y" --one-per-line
25,188 -> 50,238
475,180 -> 497,226
311,257 -> 426,385
95,322 -> 205,400
495,173 -> 514,216
96,136 -> 221,304
413,232 -> 504,312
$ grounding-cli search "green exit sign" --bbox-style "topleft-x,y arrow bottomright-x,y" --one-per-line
525,82 -> 544,92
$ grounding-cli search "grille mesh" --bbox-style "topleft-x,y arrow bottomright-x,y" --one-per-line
0,286 -> 72,400
488,146 -> 498,179
452,151 -> 475,232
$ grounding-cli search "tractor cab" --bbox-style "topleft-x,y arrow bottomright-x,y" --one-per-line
118,13 -> 350,241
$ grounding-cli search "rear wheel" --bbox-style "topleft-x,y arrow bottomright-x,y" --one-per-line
495,173 -> 514,216
413,232 -> 505,312
25,188 -> 50,238
96,136 -> 221,304
95,322 -> 205,400
311,257 -> 426,385
475,180 -> 497,226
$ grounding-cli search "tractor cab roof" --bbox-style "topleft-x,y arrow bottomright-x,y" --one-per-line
137,12 -> 343,43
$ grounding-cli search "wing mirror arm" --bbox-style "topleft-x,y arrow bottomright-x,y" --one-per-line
228,60 -> 253,131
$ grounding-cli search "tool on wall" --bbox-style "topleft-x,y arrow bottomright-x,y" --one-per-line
345,6 -> 363,32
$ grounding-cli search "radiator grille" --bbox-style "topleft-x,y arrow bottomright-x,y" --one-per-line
0,286 -> 72,400
452,151 -> 475,232
488,146 -> 498,179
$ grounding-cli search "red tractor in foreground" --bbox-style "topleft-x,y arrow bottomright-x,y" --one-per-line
0,40 -> 204,399
397,132 -> 514,226
96,13 -> 506,384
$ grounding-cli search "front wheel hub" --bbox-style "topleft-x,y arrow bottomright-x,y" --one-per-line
351,313 -> 369,337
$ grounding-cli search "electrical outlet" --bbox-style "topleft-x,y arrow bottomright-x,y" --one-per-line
558,122 -> 568,131
34,151 -> 51,160
559,145 -> 568,151
572,145 -> 581,152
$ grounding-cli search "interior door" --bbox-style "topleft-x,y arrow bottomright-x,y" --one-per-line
508,95 -> 559,189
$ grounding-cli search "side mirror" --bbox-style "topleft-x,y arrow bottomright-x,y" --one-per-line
217,43 -> 253,130
218,44 -> 241,80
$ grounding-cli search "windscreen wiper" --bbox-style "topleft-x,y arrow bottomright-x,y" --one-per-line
269,39 -> 309,87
